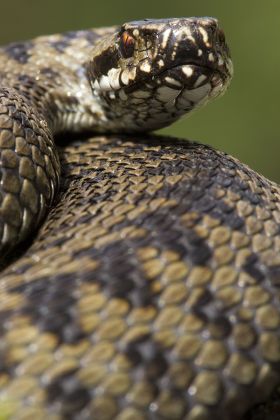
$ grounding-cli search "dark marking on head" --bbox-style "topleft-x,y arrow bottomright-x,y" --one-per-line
91,46 -> 119,77
4,41 -> 33,64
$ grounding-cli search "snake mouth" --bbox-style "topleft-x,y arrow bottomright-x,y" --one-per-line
122,62 -> 230,109
122,59 -> 232,98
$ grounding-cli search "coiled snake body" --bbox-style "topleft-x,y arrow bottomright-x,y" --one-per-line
0,17 -> 279,420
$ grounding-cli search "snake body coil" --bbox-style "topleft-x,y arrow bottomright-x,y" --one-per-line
0,17 -> 279,420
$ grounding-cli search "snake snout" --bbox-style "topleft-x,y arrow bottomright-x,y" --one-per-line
202,20 -> 233,78
190,20 -> 233,83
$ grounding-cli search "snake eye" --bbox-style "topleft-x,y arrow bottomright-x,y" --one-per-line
120,31 -> 135,58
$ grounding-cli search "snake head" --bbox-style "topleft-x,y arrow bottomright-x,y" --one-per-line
87,17 -> 233,132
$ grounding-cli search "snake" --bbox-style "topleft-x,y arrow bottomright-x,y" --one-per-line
0,16 -> 279,420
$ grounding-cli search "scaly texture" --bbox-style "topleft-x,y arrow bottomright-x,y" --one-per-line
0,135 -> 280,420
0,18 -> 279,420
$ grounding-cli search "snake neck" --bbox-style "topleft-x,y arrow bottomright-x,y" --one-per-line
0,29 -> 117,135
0,69 -> 108,135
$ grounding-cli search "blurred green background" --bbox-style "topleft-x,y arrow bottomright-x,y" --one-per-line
1,0 -> 279,180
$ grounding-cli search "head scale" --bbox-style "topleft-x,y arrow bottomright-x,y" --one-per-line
87,17 -> 233,132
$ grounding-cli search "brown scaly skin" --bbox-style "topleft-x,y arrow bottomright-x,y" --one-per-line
0,135 -> 279,420
0,19 -> 279,420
